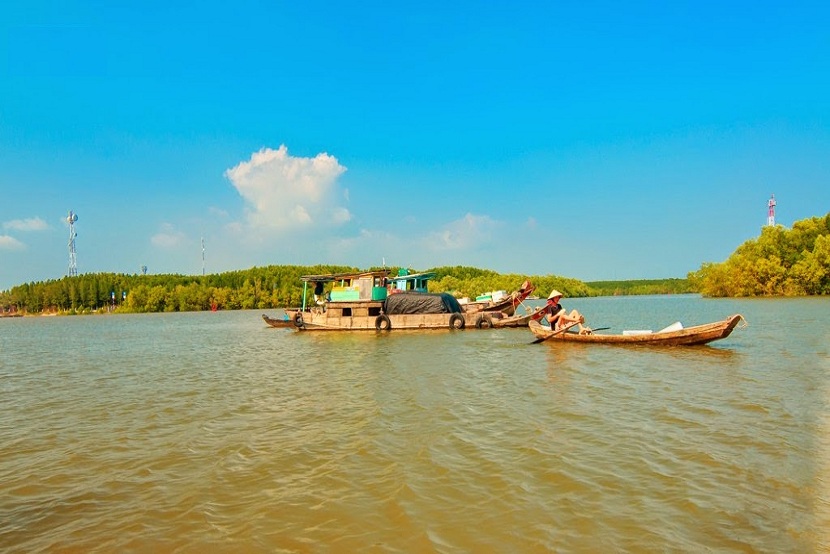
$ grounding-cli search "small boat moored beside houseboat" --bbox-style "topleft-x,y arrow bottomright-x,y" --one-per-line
490,305 -> 549,328
460,280 -> 536,316
262,313 -> 293,328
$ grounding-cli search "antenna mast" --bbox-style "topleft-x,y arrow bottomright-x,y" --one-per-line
67,211 -> 78,277
767,194 -> 776,226
202,236 -> 205,276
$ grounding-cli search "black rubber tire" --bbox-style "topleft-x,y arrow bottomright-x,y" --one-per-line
475,315 -> 493,329
375,314 -> 392,331
449,313 -> 465,330
293,312 -> 304,328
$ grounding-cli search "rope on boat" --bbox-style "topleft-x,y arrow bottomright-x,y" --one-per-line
735,314 -> 749,329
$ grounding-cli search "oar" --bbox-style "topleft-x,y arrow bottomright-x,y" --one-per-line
531,321 -> 580,344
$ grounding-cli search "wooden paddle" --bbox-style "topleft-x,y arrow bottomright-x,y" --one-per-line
531,320 -> 580,344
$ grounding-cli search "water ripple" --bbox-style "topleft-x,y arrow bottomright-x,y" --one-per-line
1,301 -> 828,552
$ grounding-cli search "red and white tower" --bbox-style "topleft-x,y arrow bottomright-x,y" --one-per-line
767,194 -> 776,226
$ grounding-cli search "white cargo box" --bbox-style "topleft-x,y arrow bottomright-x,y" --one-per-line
658,321 -> 684,333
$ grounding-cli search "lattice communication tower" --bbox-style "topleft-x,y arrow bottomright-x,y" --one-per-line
767,194 -> 776,226
67,210 -> 78,277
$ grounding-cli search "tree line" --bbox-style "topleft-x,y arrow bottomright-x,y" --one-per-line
0,264 -> 692,315
11,208 -> 823,314
688,213 -> 830,297
1,265 -> 348,314
585,278 -> 693,297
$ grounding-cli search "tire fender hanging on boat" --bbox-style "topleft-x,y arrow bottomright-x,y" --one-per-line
375,314 -> 391,331
293,312 -> 305,328
449,313 -> 465,330
475,314 -> 492,329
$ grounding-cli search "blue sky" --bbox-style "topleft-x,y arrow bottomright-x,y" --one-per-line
2,1 -> 828,290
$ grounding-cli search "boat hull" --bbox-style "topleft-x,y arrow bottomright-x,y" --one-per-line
296,311 -> 470,331
287,303 -> 546,331
489,306 -> 547,328
528,314 -> 745,346
262,314 -> 293,328
277,276 -> 538,332
287,302 -> 471,331
463,280 -> 535,317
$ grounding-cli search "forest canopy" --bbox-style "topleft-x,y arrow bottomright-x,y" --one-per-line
688,213 -> 830,297
0,264 -> 689,315
7,213 -> 826,313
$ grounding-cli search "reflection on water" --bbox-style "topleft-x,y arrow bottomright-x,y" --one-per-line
1,296 -> 828,552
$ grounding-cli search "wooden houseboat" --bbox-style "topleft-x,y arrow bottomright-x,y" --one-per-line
282,269 -> 536,331
285,269 -> 470,331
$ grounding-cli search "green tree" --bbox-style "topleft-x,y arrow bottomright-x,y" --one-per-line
690,213 -> 830,297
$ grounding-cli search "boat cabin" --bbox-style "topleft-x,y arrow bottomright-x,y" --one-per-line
299,270 -> 390,310
389,269 -> 436,293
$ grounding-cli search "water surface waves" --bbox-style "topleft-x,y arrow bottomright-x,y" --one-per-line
1,296 -> 828,552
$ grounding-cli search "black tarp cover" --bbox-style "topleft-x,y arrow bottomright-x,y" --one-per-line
384,292 -> 462,314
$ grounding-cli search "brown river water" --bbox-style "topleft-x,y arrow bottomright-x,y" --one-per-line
1,295 -> 828,553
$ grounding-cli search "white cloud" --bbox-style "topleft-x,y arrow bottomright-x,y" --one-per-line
3,217 -> 49,231
331,207 -> 351,225
224,145 -> 350,232
224,221 -> 244,235
151,224 -> 187,249
208,206 -> 230,218
423,213 -> 501,251
0,235 -> 25,250
329,228 -> 399,253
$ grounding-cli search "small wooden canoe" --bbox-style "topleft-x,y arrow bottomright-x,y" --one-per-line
463,280 -> 536,317
491,305 -> 548,328
262,313 -> 294,328
528,314 -> 745,346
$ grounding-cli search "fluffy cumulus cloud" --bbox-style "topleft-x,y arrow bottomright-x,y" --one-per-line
0,217 -> 48,251
424,213 -> 501,251
151,223 -> 187,249
3,217 -> 49,231
0,235 -> 25,250
224,145 -> 350,233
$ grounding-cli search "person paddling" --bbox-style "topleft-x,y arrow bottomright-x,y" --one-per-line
539,290 -> 591,334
